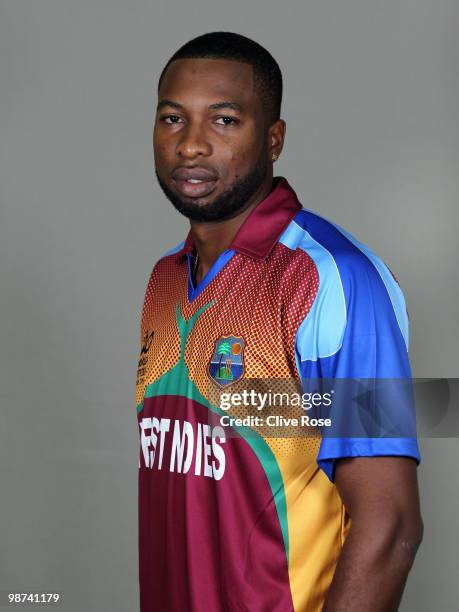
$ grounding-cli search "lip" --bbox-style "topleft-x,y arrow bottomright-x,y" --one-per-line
173,177 -> 218,198
172,167 -> 217,181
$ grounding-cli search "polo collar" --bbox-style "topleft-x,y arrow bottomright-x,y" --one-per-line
175,176 -> 302,262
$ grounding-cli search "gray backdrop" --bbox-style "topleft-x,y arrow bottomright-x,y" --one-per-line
1,1 -> 458,610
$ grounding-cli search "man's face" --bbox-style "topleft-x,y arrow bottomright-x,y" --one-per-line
153,58 -> 272,222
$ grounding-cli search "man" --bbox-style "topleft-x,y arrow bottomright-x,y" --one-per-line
136,31 -> 423,611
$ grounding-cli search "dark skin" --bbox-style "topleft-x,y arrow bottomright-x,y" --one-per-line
154,58 -> 285,284
325,457 -> 423,611
153,57 -> 423,610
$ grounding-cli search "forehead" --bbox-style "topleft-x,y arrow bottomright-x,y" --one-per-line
158,58 -> 259,111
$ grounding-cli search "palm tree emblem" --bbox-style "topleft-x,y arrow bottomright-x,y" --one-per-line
211,338 -> 244,385
216,341 -> 233,380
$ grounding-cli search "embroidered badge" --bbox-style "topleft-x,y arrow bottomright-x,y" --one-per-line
209,335 -> 245,388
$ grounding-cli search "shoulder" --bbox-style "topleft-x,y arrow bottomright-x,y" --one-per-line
158,240 -> 186,260
282,208 -> 406,304
143,239 -> 186,297
280,208 -> 392,285
284,208 -> 409,352
149,239 -> 186,275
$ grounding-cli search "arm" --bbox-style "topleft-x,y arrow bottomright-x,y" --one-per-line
323,456 -> 423,612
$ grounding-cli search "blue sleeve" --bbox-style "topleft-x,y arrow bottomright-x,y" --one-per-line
294,229 -> 421,483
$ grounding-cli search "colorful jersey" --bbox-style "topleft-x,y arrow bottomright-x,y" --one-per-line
136,176 -> 420,612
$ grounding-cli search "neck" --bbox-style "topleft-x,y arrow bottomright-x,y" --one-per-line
190,177 -> 274,283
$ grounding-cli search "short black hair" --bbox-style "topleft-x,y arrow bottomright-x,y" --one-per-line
157,31 -> 283,127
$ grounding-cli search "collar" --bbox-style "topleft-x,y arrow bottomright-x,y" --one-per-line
175,176 -> 302,262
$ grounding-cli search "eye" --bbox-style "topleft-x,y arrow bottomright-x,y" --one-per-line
160,115 -> 183,124
215,116 -> 239,126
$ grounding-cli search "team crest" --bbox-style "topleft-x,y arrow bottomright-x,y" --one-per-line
209,335 -> 245,388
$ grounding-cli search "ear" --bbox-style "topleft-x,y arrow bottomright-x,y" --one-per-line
269,119 -> 286,162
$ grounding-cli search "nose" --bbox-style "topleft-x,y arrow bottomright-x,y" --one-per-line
176,122 -> 212,160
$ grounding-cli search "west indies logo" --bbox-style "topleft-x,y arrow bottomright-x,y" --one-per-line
209,335 -> 245,388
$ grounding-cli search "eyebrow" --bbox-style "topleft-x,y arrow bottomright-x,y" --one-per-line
156,99 -> 243,112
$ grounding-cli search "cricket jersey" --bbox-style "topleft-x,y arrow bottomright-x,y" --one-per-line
136,176 -> 421,611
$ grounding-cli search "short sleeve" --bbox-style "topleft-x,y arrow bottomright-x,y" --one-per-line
295,247 -> 421,483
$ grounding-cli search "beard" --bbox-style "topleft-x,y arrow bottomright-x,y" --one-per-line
155,149 -> 270,222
